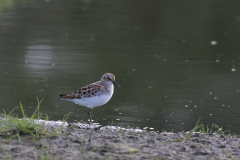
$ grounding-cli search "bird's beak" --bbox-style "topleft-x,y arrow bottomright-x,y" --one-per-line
113,80 -> 120,87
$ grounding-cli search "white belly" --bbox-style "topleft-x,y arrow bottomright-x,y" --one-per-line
66,93 -> 113,108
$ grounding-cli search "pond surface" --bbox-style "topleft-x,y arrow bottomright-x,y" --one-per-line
1,0 -> 240,133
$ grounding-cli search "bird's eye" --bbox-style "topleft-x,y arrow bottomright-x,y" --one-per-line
108,77 -> 111,80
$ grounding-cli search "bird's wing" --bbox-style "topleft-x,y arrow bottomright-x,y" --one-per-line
59,81 -> 103,99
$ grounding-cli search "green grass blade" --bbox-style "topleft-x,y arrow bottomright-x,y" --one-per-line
185,118 -> 203,141
20,102 -> 26,117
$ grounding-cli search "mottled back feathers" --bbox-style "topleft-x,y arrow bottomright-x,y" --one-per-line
59,81 -> 109,100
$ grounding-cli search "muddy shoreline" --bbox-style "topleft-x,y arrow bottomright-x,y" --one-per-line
0,121 -> 239,160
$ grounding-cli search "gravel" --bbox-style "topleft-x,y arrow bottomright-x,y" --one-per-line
0,121 -> 239,160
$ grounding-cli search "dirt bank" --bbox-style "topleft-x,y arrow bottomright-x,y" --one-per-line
0,121 -> 239,160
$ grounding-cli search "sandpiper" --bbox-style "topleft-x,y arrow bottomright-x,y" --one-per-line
59,73 -> 120,123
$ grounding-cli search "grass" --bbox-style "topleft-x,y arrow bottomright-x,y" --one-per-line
221,148 -> 237,160
199,124 -> 227,135
185,119 -> 231,140
0,98 -> 53,141
167,118 -> 228,143
184,118 -> 203,141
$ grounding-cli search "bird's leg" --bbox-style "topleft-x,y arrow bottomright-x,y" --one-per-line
88,108 -> 92,124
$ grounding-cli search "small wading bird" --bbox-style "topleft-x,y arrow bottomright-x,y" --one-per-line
59,73 -> 120,124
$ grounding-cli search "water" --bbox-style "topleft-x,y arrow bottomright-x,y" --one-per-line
1,0 -> 240,133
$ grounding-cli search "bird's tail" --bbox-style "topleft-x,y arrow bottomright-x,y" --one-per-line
59,94 -> 67,99
59,94 -> 77,99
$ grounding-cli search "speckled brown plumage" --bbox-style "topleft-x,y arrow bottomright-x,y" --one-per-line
59,81 -> 109,100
